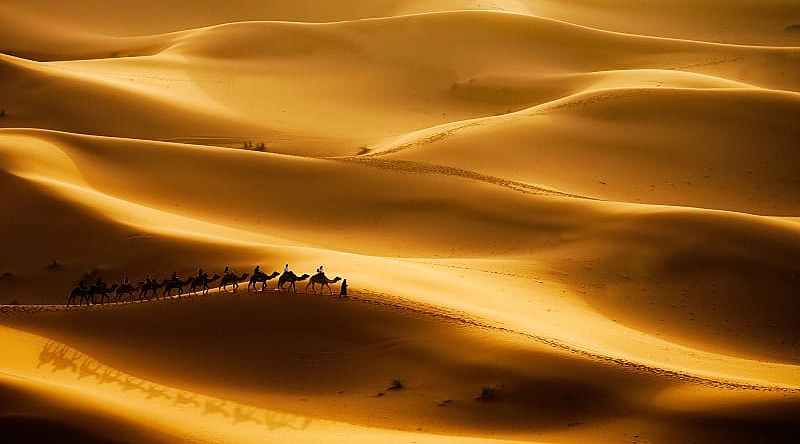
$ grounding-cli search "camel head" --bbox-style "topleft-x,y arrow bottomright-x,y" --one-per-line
109,284 -> 119,291
239,273 -> 250,280
209,274 -> 221,281
268,271 -> 280,279
298,274 -> 310,280
332,276 -> 342,283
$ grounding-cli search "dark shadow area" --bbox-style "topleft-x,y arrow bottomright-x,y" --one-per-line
0,416 -> 128,444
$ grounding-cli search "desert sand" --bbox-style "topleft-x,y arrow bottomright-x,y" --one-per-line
1,1 -> 799,443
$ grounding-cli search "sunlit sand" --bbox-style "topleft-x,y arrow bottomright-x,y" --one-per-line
1,1 -> 799,443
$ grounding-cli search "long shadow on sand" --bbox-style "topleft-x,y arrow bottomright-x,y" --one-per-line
36,339 -> 312,432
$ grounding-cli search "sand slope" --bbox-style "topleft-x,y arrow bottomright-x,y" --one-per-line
1,1 -> 799,443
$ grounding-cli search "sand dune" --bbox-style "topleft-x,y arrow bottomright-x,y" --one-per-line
369,87 -> 800,215
1,1 -> 799,443
3,12 -> 798,156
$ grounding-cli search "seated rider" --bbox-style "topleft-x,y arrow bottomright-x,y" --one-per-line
283,264 -> 291,275
224,266 -> 232,278
253,265 -> 261,277
123,274 -> 129,285
197,268 -> 205,279
95,276 -> 105,289
316,264 -> 324,276
171,271 -> 178,281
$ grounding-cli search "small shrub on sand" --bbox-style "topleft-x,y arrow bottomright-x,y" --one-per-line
475,385 -> 496,401
388,379 -> 404,391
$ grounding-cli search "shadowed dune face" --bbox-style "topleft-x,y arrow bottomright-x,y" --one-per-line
1,1 -> 799,443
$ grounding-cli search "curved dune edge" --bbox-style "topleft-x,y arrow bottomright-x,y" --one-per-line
1,129 -> 799,391
2,5 -> 799,62
2,293 -> 800,443
360,87 -> 800,215
1,3 -> 799,442
0,325 -> 535,444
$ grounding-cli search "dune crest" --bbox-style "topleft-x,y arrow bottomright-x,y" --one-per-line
1,1 -> 799,443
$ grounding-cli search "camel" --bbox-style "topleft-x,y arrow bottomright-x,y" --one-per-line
248,271 -> 280,292
67,284 -> 88,306
278,272 -> 310,293
162,276 -> 194,298
115,281 -> 141,302
139,280 -> 163,300
219,272 -> 249,293
189,274 -> 220,295
87,283 -> 119,305
305,273 -> 342,295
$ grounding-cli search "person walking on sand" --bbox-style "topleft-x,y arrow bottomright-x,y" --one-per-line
339,279 -> 348,298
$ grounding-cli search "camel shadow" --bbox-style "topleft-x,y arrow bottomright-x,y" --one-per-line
35,340 -> 313,433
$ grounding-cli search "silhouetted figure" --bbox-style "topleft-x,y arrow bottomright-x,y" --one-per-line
339,279 -> 348,298
254,265 -> 261,276
122,274 -> 129,285
305,274 -> 342,295
248,270 -> 280,292
278,272 -> 310,293
67,281 -> 88,306
198,268 -> 207,279
219,271 -> 249,293
171,271 -> 178,281
316,264 -> 324,275
88,279 -> 118,304
283,264 -> 290,274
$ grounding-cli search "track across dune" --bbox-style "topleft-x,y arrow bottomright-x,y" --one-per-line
2,2 -> 800,443
4,286 -> 799,394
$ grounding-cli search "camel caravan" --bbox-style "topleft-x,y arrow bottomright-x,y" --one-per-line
67,264 -> 347,306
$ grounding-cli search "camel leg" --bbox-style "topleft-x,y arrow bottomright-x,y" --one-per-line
325,283 -> 332,295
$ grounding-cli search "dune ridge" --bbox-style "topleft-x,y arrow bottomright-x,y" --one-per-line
2,2 -> 799,443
